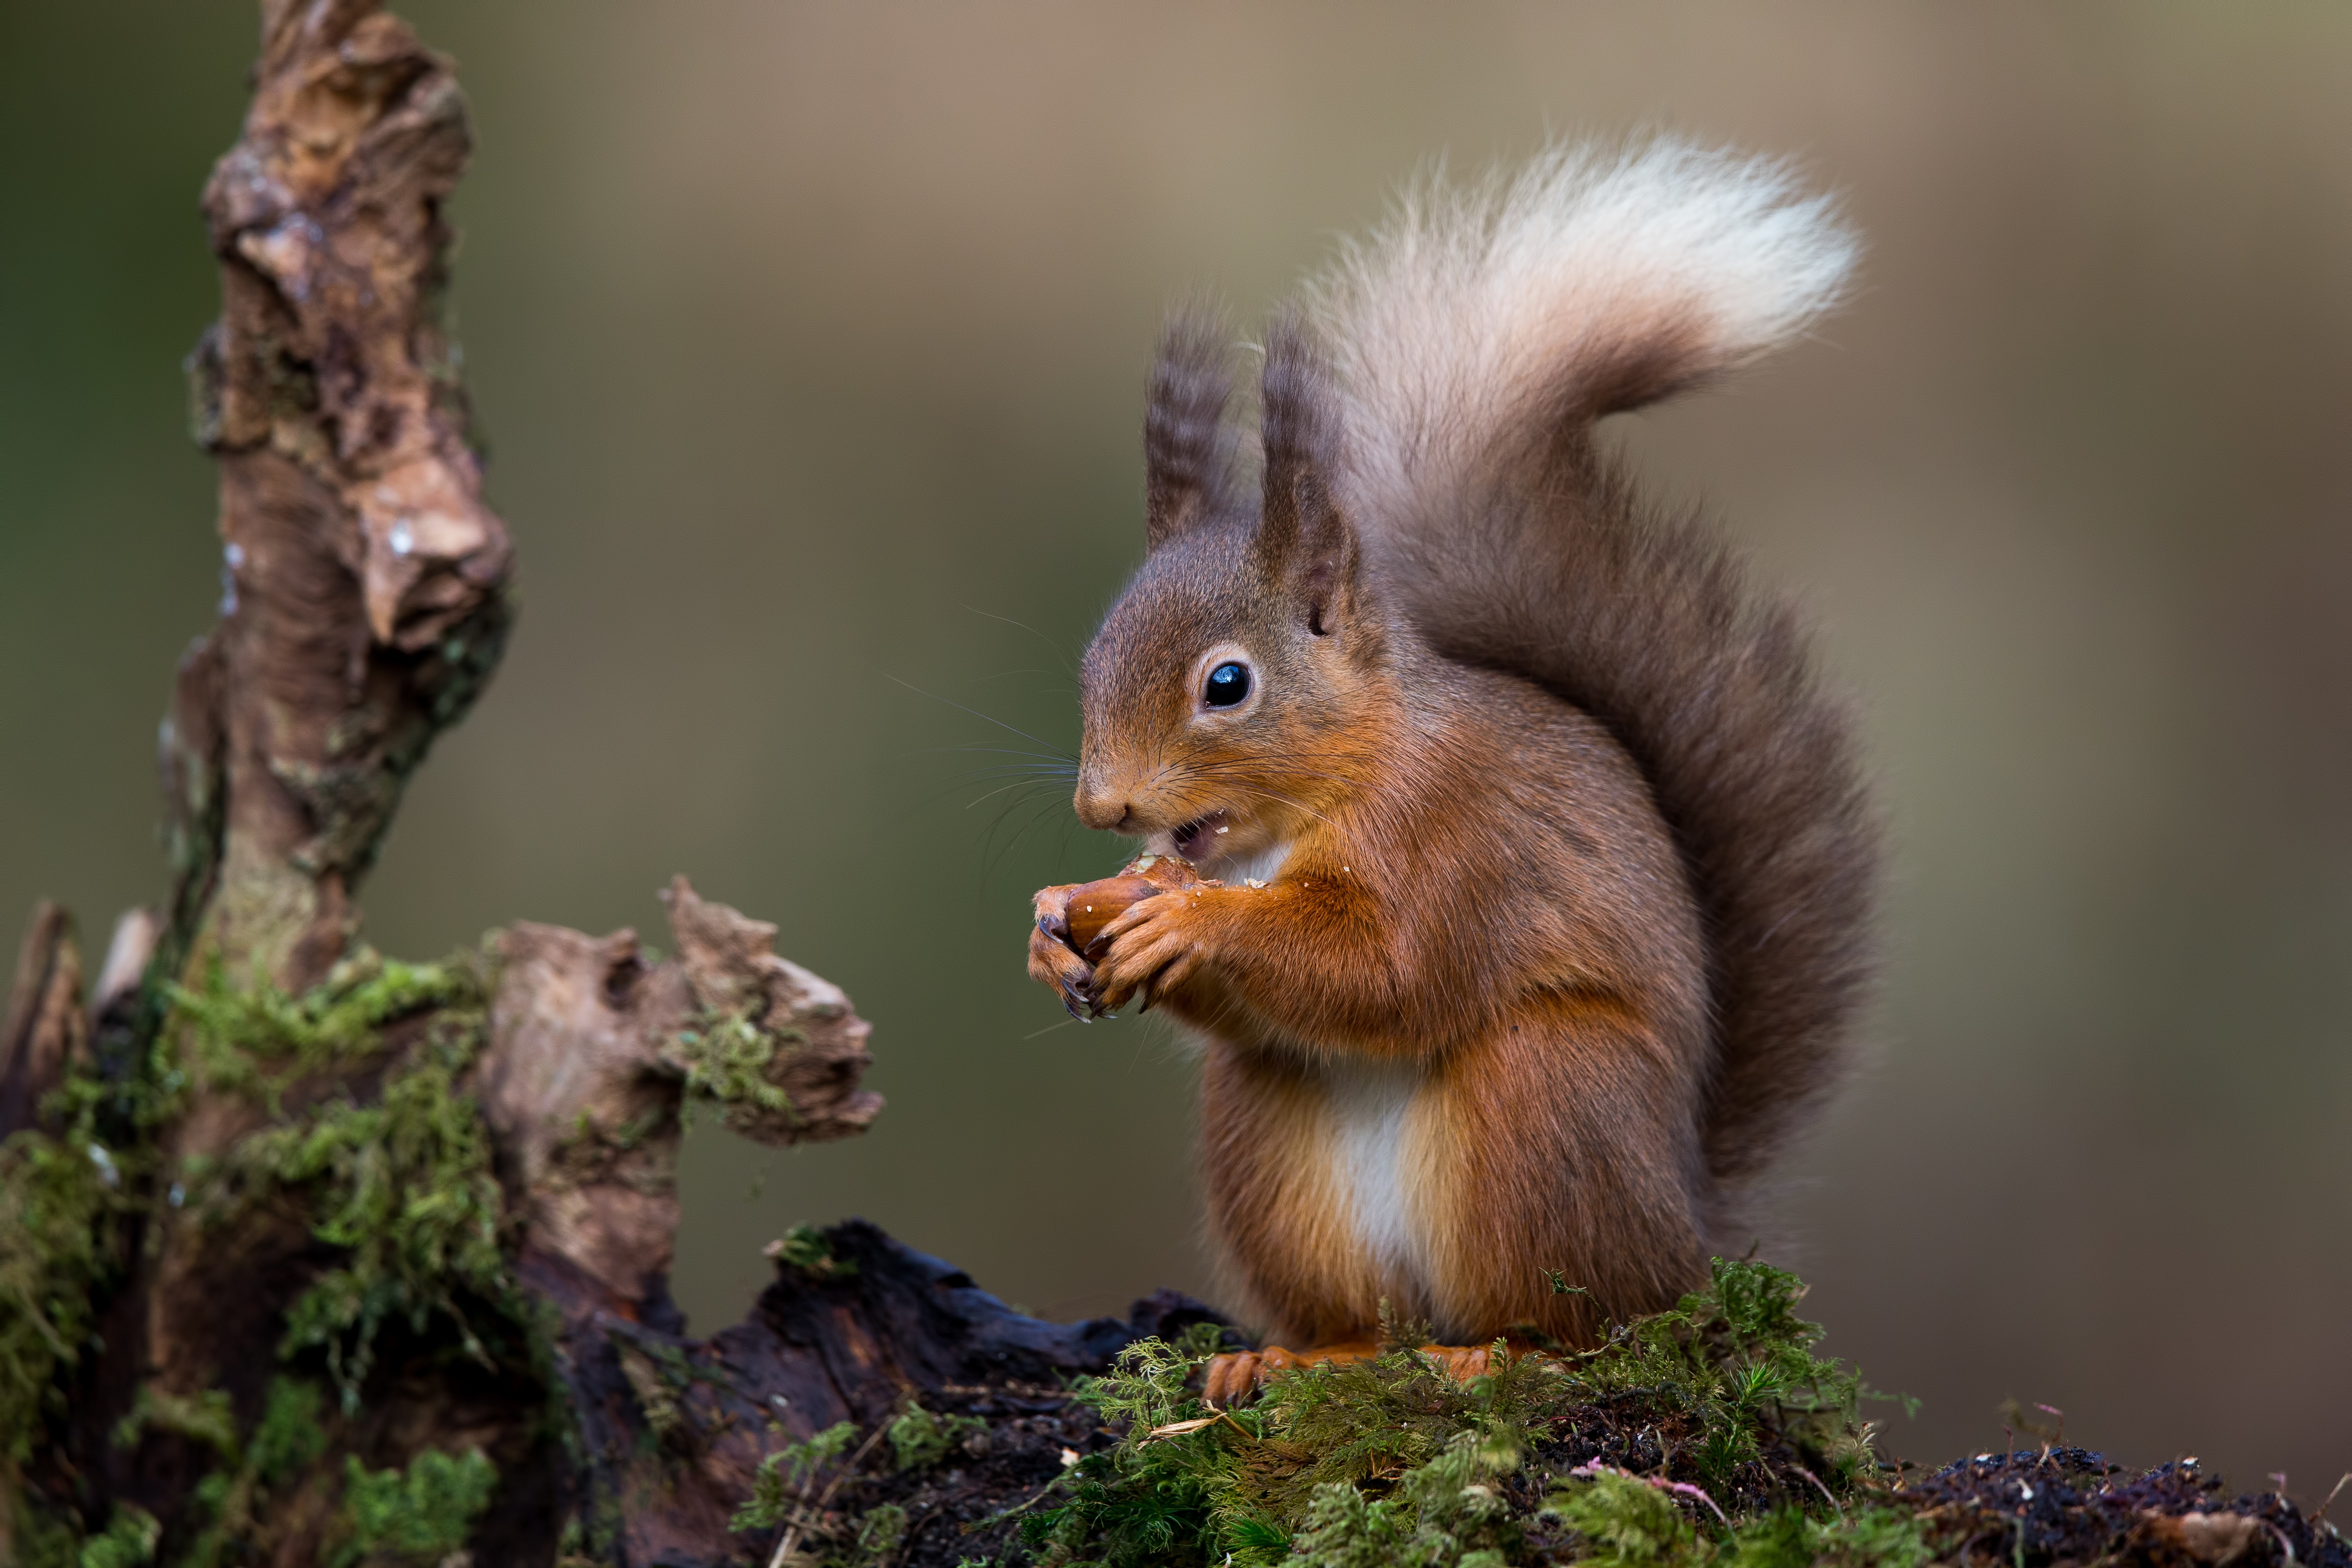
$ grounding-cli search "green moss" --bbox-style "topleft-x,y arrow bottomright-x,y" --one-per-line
839,1501 -> 909,1566
172,950 -> 517,1412
110,1385 -> 239,1459
0,987 -> 190,1464
0,1127 -> 122,1462
4,949 -> 516,1560
261,1047 -> 511,1408
249,1375 -> 333,1482
671,1008 -> 805,1130
118,1376 -> 332,1568
1288,1432 -> 1516,1567
1025,1259 -> 1910,1568
733,1418 -> 859,1533
75,1504 -> 162,1568
151,1395 -> 490,1568
887,1399 -> 988,1473
1542,1471 -> 1701,1568
8,1500 -> 165,1568
0,945 -> 200,1465
1721,1503 -> 1927,1568
773,1223 -> 858,1279
1569,1257 -> 1907,1493
170,948 -> 481,1115
333,1445 -> 497,1568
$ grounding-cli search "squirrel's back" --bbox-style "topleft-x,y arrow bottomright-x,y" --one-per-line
1303,140 -> 1875,1234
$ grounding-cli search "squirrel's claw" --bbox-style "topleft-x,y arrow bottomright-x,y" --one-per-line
1201,1350 -> 1266,1408
1084,892 -> 1206,1014
1028,882 -> 1102,1020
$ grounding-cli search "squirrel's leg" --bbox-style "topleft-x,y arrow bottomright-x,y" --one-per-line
1201,1342 -> 1374,1407
1200,1342 -> 1503,1407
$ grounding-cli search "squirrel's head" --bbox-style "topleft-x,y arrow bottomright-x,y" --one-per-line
1074,311 -> 1391,871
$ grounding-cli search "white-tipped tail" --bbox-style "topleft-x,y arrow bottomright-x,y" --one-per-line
1306,139 -> 1856,524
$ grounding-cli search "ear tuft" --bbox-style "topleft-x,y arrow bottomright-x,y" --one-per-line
1260,313 -> 1358,630
1144,306 -> 1239,551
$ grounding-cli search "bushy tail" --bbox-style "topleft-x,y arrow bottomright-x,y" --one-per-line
1304,139 -> 1874,1215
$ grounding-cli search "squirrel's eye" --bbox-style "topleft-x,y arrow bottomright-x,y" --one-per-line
1203,661 -> 1251,709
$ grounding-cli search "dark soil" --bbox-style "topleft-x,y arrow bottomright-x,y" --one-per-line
1887,1447 -> 2350,1568
756,1383 -> 1124,1567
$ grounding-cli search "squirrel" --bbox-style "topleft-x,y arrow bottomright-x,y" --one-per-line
1027,140 -> 1875,1400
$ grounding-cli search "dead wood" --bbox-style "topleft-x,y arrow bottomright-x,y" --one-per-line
0,6 -> 1196,1565
0,904 -> 83,1136
178,0 -> 510,994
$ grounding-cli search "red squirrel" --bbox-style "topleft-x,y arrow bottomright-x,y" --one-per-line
1027,141 -> 1874,1400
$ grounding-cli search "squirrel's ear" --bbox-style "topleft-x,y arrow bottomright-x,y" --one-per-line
1143,307 -> 1238,552
1259,311 -> 1360,636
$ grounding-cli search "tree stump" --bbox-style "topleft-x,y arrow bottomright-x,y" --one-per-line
0,6 -> 1216,1563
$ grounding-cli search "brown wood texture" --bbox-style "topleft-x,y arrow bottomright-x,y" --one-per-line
0,6 -> 1198,1563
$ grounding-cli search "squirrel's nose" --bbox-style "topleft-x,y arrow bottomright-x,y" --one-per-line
1073,785 -> 1129,833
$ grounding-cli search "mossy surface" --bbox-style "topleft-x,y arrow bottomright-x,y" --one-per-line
170,949 -> 480,1114
1015,1259 -> 1898,1568
671,1007 -> 805,1130
173,947 -> 519,1410
0,1119 -> 125,1463
0,958 -> 186,1463
332,1445 -> 499,1568
110,1374 -> 331,1568
726,1258 -> 2352,1568
0,947 -> 529,1566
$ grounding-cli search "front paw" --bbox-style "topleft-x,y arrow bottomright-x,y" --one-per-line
1027,883 -> 1095,1020
1085,893 -> 1209,1014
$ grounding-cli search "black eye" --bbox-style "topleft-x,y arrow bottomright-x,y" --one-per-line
1203,661 -> 1251,708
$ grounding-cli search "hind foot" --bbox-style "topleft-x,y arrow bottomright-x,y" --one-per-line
1200,1341 -> 1495,1407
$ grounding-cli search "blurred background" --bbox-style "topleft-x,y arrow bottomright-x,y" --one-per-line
2,0 -> 2346,1496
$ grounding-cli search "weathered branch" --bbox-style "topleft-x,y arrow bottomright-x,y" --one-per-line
111,3 -> 522,1517
481,876 -> 883,1325
179,0 -> 509,993
0,906 -> 83,1135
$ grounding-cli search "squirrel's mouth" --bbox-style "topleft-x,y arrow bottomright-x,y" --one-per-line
1171,810 -> 1230,863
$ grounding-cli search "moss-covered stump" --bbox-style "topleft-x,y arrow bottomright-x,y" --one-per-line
0,877 -> 889,1566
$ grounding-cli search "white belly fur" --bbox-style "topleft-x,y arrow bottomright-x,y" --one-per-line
1324,1056 -> 1431,1307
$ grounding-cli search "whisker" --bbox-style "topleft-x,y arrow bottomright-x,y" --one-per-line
882,672 -> 1078,762
960,603 -> 1082,681
982,791 -> 1079,886
901,778 -> 1061,822
905,744 -> 1079,765
930,764 -> 1077,784
905,767 -> 1068,803
963,778 -> 1067,811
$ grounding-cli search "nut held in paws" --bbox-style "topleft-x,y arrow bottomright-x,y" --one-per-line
1060,854 -> 1208,953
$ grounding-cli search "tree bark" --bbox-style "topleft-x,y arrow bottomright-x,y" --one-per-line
0,5 -> 1205,1565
